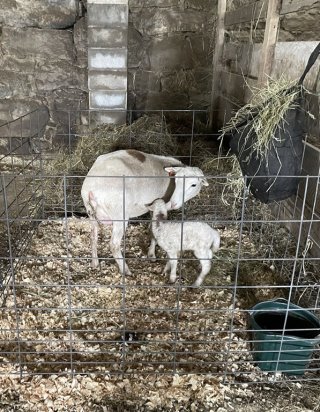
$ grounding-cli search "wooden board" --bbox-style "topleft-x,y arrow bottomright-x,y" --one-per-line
225,1 -> 267,26
276,197 -> 320,259
257,0 -> 282,86
222,42 -> 254,77
225,0 -> 319,26
210,0 -> 227,128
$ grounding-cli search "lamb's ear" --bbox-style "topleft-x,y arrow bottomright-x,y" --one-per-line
201,177 -> 209,187
145,202 -> 154,211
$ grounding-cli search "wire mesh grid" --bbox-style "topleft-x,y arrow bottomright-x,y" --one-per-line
0,109 -> 319,384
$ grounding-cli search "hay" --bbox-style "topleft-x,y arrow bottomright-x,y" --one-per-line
48,115 -> 177,176
43,114 -> 215,214
221,77 -> 302,160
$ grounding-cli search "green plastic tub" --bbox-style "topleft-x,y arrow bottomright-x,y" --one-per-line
249,298 -> 320,375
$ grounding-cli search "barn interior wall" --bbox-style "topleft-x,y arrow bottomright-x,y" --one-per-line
219,1 -> 320,130
127,0 -> 218,111
0,0 -> 220,134
216,0 -> 320,258
0,0 -> 88,139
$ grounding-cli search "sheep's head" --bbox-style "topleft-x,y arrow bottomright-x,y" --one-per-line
164,166 -> 208,210
146,199 -> 169,220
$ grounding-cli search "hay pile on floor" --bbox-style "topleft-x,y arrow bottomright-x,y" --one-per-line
44,114 -> 213,214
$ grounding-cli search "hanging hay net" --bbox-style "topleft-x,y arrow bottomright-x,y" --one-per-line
207,77 -> 307,209
221,77 -> 302,161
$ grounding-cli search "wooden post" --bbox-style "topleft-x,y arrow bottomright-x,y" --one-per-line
209,0 -> 227,129
257,0 -> 282,86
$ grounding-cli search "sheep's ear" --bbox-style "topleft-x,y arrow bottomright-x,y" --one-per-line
201,178 -> 209,187
164,166 -> 180,176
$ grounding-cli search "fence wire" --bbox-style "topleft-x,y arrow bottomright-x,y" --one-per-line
0,109 -> 319,384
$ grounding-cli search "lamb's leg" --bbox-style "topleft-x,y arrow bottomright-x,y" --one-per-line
89,215 -> 99,269
163,257 -> 171,275
167,251 -> 178,283
193,249 -> 212,287
110,219 -> 131,276
147,236 -> 157,261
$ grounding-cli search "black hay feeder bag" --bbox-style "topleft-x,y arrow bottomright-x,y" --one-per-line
229,42 -> 320,204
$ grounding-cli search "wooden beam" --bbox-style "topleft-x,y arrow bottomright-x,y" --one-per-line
225,1 -> 267,26
223,42 -> 254,76
257,0 -> 282,86
225,0 -> 318,26
209,0 -> 226,128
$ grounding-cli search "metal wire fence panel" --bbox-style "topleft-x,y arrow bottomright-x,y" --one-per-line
0,109 -> 319,384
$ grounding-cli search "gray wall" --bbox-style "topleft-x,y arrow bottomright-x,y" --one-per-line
0,0 -> 217,131
128,0 -> 217,111
0,0 -> 88,136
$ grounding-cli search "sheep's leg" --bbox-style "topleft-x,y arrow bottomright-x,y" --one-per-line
89,215 -> 99,269
110,219 -> 131,276
147,236 -> 157,261
167,251 -> 178,283
193,249 -> 212,287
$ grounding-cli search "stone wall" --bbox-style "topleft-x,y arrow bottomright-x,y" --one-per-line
0,0 -> 217,131
128,0 -> 217,111
0,0 -> 88,137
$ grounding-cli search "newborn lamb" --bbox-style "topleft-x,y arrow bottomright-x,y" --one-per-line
147,198 -> 220,287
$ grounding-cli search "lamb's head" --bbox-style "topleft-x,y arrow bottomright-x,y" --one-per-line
146,198 -> 169,221
165,166 -> 208,210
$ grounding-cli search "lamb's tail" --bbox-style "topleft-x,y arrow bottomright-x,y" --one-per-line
211,230 -> 220,253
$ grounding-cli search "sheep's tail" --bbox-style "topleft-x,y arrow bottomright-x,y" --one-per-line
211,231 -> 220,253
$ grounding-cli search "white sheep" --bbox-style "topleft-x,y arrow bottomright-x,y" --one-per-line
81,149 -> 208,275
147,198 -> 220,287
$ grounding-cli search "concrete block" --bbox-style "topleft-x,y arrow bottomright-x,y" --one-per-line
88,27 -> 127,48
88,48 -> 127,69
90,90 -> 127,109
89,110 -> 127,125
88,3 -> 128,27
89,70 -> 127,90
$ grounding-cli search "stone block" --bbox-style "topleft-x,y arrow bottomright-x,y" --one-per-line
130,0 -> 180,8
1,27 -> 75,62
74,17 -> 88,67
184,0 -> 216,11
135,91 -> 189,111
0,71 -> 34,99
89,70 -> 127,90
0,100 -> 49,138
128,70 -> 160,93
147,36 -> 194,70
88,110 -> 126,125
88,27 -> 127,48
0,0 -> 79,29
34,64 -> 87,93
88,48 -> 127,69
188,35 -> 213,67
128,24 -> 144,68
132,8 -> 206,36
87,3 -> 128,27
89,91 -> 127,109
